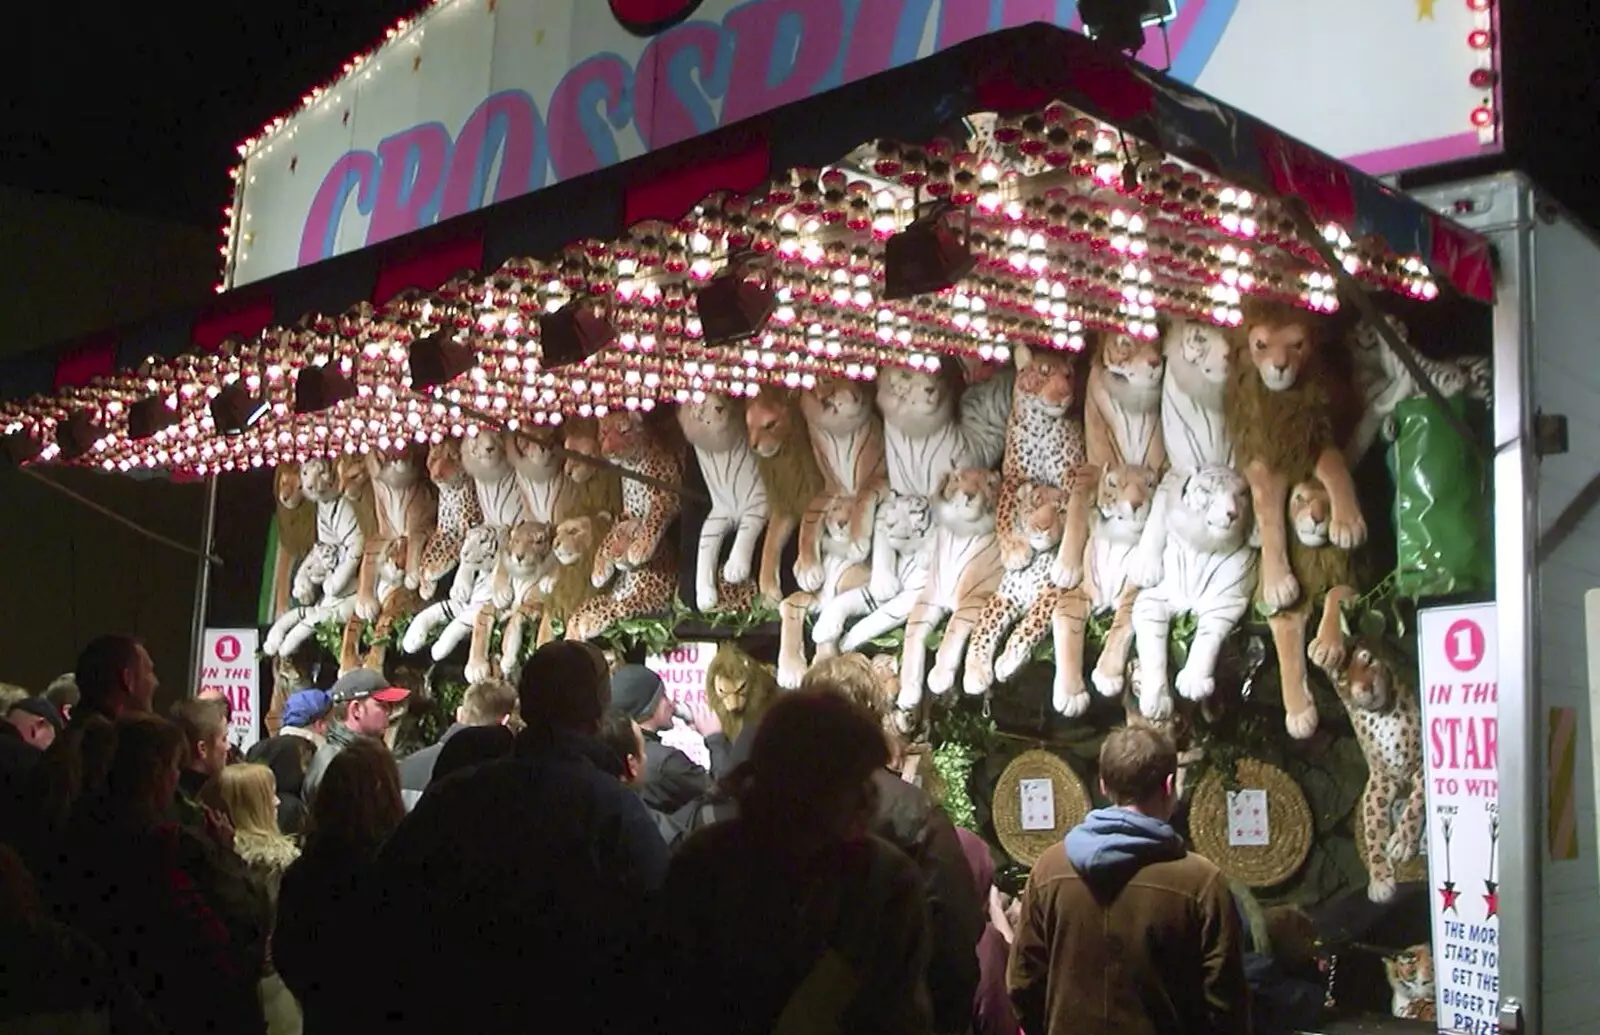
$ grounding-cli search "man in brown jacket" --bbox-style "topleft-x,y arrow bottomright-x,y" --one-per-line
1008,726 -> 1250,1035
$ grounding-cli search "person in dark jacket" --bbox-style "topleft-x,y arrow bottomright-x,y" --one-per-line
595,707 -> 686,848
57,713 -> 269,1035
245,732 -> 317,837
430,722 -> 515,784
659,689 -> 933,1035
302,669 -> 410,803
351,641 -> 669,1035
274,737 -> 406,1035
610,664 -> 715,814
1008,725 -> 1249,1035
170,696 -> 231,817
396,677 -> 517,808
958,828 -> 1022,1035
802,654 -> 984,1035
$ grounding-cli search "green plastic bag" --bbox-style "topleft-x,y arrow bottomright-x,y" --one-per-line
1388,395 -> 1493,599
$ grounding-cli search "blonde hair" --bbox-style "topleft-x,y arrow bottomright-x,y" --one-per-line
801,654 -> 885,723
202,763 -> 281,837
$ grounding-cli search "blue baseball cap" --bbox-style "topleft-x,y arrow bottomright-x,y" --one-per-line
281,690 -> 332,728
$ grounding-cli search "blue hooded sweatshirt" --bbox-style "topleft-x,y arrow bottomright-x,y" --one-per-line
1064,806 -> 1187,876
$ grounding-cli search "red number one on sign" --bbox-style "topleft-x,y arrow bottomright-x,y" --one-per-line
1444,619 -> 1485,673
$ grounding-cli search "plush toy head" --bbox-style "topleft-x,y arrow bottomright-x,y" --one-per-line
1289,479 -> 1333,548
819,496 -> 858,557
460,524 -> 503,566
676,393 -> 743,450
462,429 -> 510,479
1167,319 -> 1232,404
562,420 -> 603,483
1338,640 -> 1394,712
704,643 -> 779,739
745,389 -> 798,459
1094,464 -> 1158,541
1170,464 -> 1254,554
875,492 -> 933,555
1013,344 -> 1076,417
598,411 -> 649,460
1244,302 -> 1319,393
336,455 -> 371,498
803,378 -> 876,434
426,438 -> 467,485
878,365 -> 955,436
372,448 -> 423,489
1098,331 -> 1166,400
509,428 -> 563,480
553,514 -> 605,567
505,521 -> 554,576
1015,481 -> 1068,552
275,462 -> 305,509
300,458 -> 340,503
933,467 -> 1002,533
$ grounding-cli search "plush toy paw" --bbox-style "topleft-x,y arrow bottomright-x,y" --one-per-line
1367,875 -> 1397,904
401,625 -> 428,655
695,583 -> 720,613
322,577 -> 348,601
777,653 -> 807,690
1261,568 -> 1301,611
1387,829 -> 1418,864
994,650 -> 1027,685
1127,549 -> 1163,589
812,615 -> 844,646
1139,686 -> 1174,722
1091,665 -> 1125,698
1175,667 -> 1215,702
491,586 -> 514,611
1050,558 -> 1083,590
895,680 -> 923,712
1001,542 -> 1034,572
405,573 -> 421,591
538,575 -> 556,594
1308,632 -> 1346,674
355,596 -> 380,623
1329,513 -> 1368,551
961,662 -> 992,698
464,659 -> 492,684
1284,703 -> 1320,740
794,563 -> 825,593
926,664 -> 956,697
869,574 -> 900,602
721,554 -> 752,585
1054,685 -> 1091,718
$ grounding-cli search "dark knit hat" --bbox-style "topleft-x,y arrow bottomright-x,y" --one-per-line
610,665 -> 666,722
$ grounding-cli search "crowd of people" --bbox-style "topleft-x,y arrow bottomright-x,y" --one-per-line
0,635 -> 1331,1035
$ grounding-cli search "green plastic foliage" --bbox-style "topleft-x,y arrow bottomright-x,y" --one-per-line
1389,395 -> 1492,599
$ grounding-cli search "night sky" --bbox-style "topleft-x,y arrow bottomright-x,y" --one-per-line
2,1 -> 1599,230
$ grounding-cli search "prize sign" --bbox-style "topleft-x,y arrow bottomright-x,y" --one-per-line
200,628 -> 262,754
646,641 -> 716,770
1416,602 -> 1500,1035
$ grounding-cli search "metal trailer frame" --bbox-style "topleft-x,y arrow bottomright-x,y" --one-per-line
1410,169 -> 1600,1035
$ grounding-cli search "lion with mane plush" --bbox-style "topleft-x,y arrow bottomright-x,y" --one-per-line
704,642 -> 780,742
1225,299 -> 1366,615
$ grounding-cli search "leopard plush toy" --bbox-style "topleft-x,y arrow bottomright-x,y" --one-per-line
1334,639 -> 1427,904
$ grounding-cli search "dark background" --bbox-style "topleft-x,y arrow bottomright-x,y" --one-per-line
0,0 -> 1591,694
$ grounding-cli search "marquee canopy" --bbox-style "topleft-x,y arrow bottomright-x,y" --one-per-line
0,24 -> 1494,474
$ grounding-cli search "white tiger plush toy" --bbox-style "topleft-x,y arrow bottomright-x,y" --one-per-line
265,547 -> 358,658
961,481 -> 1068,697
1130,464 -> 1259,722
1346,314 -> 1491,465
463,429 -> 529,532
813,491 -> 934,656
1128,320 -> 1235,590
776,496 -> 870,688
1085,332 -> 1166,472
897,468 -> 1005,710
297,458 -> 365,604
678,393 -> 770,611
402,525 -> 503,671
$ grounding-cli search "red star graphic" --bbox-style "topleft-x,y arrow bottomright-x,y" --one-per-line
1483,880 -> 1498,920
1439,881 -> 1460,913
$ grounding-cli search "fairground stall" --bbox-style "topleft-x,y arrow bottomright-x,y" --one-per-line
2,3 -> 1570,1032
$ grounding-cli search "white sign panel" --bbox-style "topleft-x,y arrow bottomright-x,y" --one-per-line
646,641 -> 716,771
1019,778 -> 1056,831
229,0 -> 1498,287
1225,788 -> 1270,847
1417,602 -> 1500,1035
199,628 -> 263,754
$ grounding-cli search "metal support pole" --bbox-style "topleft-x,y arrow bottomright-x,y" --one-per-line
186,476 -> 220,696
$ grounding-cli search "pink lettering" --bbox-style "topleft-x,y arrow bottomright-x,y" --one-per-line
299,151 -> 379,266
439,91 -> 545,221
722,0 -> 846,125
365,122 -> 452,246
547,54 -> 635,182
637,23 -> 730,150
